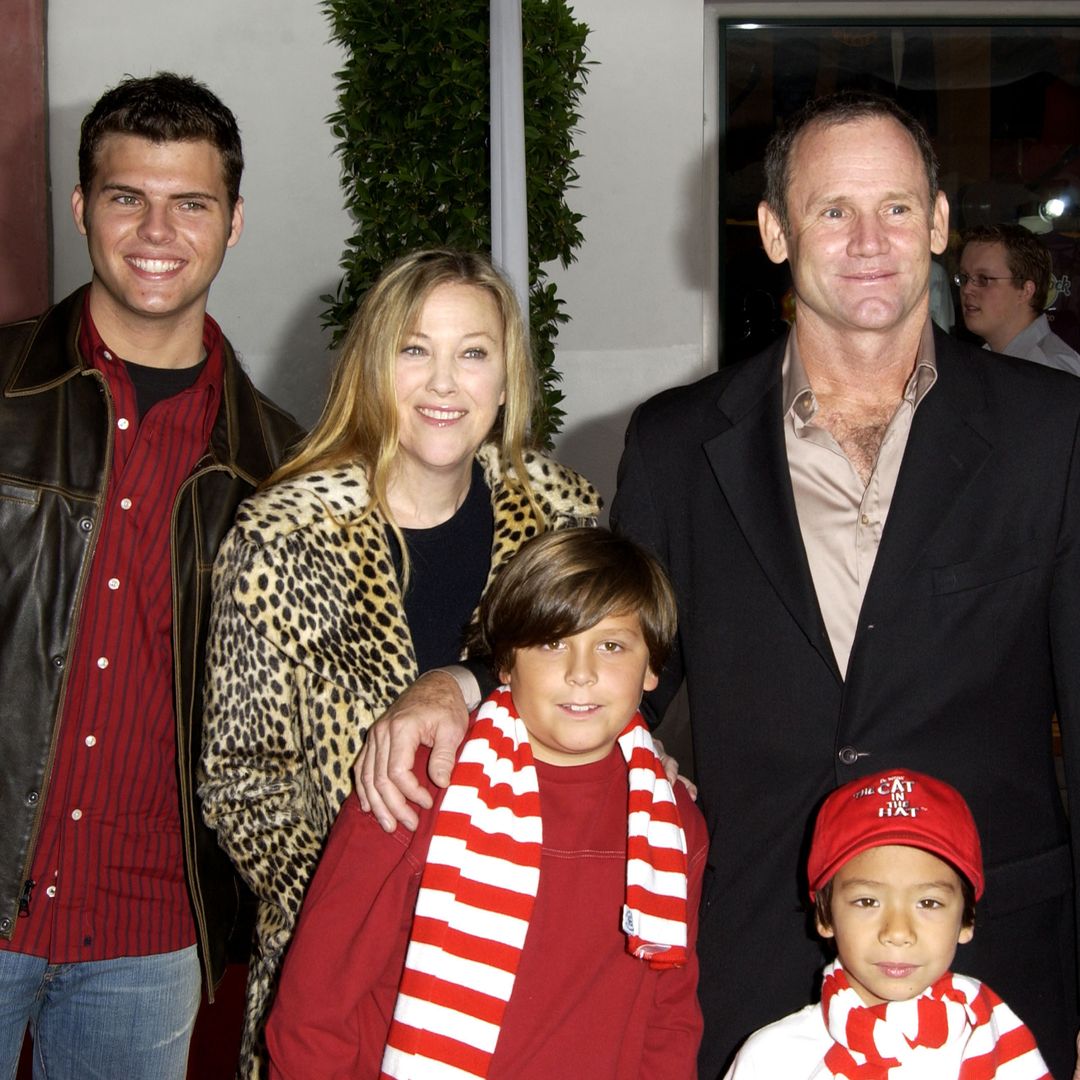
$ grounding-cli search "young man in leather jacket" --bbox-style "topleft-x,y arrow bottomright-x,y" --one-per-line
0,72 -> 301,1079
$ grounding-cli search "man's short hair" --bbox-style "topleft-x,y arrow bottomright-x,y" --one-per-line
78,72 -> 243,209
814,870 -> 977,933
961,223 -> 1052,313
763,90 -> 940,234
477,527 -> 678,678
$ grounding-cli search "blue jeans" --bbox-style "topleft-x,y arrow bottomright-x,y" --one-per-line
0,946 -> 200,1080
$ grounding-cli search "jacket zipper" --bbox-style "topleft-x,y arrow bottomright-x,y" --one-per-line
18,879 -> 36,917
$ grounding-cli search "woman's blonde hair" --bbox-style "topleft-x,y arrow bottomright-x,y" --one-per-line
268,249 -> 539,520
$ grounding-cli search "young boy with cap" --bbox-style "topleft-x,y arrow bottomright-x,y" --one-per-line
265,528 -> 707,1079
725,768 -> 1051,1078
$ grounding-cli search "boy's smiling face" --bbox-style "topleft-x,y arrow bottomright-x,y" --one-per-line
501,613 -> 658,766
818,844 -> 974,1006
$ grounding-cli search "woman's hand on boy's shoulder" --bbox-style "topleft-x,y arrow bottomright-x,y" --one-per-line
354,669 -> 470,832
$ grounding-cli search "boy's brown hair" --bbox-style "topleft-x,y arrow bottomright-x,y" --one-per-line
477,527 -> 677,677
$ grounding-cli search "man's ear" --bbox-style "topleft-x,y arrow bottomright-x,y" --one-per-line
758,201 -> 790,266
226,195 -> 244,249
1020,279 -> 1037,307
72,186 -> 88,237
930,189 -> 949,256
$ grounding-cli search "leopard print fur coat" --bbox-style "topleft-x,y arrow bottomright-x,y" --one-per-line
198,443 -> 600,1079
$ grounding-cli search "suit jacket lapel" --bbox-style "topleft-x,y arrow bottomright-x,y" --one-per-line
703,337 -> 842,682
857,330 -> 993,626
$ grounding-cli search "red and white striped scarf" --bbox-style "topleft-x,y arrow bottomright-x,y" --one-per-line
380,686 -> 689,1079
820,961 -> 1051,1079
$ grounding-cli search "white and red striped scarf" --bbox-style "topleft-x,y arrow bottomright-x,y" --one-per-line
380,685 -> 689,1079
820,961 -> 1051,1079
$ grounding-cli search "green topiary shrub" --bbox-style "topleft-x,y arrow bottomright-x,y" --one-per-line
322,0 -> 590,447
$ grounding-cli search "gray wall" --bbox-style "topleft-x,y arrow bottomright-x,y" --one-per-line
48,0 -> 352,430
47,0 -> 710,506
545,0 -> 708,507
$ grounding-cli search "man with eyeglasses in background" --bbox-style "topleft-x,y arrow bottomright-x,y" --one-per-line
957,222 -> 1080,375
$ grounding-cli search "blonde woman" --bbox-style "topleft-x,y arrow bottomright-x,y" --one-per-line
199,250 -> 600,1078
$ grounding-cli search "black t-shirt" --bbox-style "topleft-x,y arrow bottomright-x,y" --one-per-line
124,357 -> 207,418
386,460 -> 494,674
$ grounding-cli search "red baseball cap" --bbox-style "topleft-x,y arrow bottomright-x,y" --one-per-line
807,768 -> 984,900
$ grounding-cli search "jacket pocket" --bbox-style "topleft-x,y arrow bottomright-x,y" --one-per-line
0,479 -> 40,508
931,540 -> 1043,595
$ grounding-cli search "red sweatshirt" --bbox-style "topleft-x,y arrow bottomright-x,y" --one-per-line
267,746 -> 707,1079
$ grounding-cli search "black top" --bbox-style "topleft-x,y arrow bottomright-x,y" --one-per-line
124,357 -> 207,419
387,459 -> 494,674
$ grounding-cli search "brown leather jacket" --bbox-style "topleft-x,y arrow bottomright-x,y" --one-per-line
0,287 -> 302,995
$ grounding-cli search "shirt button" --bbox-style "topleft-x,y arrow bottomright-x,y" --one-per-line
71,808 -> 83,821
107,578 -> 120,591
838,746 -> 860,766
120,498 -> 132,511
52,655 -> 64,669
96,657 -> 109,670
79,517 -> 93,533
26,791 -> 39,805
860,514 -> 870,525
46,885 -> 57,898
85,735 -> 97,747
117,418 -> 130,431
103,350 -> 113,361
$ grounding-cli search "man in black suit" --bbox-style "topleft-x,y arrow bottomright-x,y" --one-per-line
354,91 -> 1080,1078
611,91 -> 1080,1079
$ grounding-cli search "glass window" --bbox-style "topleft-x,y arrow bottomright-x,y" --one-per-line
720,21 -> 1080,363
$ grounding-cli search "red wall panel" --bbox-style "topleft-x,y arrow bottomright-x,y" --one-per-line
0,0 -> 49,323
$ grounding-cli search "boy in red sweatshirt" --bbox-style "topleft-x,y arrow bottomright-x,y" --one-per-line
266,527 -> 706,1079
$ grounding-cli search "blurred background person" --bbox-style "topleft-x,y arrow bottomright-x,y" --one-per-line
957,222 -> 1080,375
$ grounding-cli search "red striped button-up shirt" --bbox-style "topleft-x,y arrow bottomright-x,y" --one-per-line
1,297 -> 223,961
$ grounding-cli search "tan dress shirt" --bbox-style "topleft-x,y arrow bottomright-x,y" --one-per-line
783,321 -> 937,677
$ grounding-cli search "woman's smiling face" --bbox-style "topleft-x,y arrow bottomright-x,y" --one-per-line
393,281 -> 507,490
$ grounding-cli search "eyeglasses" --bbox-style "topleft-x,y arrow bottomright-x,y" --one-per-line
953,272 -> 1018,288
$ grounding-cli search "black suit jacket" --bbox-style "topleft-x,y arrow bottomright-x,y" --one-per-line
612,327 -> 1080,1079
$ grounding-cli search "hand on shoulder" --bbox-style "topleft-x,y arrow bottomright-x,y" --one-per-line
354,669 -> 471,831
